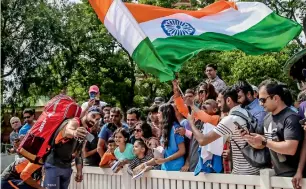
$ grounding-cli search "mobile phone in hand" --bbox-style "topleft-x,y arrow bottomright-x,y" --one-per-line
89,93 -> 96,100
233,121 -> 249,134
85,132 -> 95,142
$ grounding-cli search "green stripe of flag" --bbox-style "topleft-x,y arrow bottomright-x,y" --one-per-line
132,12 -> 302,82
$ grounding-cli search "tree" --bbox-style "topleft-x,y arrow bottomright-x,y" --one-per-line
1,0 -> 137,113
178,43 -> 300,96
1,0 -> 67,112
1,0 -> 303,117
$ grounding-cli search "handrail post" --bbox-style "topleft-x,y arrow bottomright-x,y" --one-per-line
121,165 -> 132,189
260,169 -> 275,189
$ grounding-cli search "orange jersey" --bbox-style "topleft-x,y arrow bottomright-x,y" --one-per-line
2,158 -> 42,182
99,152 -> 117,167
174,96 -> 220,125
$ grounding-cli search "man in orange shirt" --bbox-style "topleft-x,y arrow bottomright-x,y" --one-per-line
172,80 -> 221,172
175,97 -> 220,172
1,158 -> 43,189
172,80 -> 220,126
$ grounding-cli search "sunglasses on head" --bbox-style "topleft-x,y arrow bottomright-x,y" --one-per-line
259,95 -> 274,104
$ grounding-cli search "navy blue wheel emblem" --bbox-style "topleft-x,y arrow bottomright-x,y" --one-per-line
161,19 -> 195,36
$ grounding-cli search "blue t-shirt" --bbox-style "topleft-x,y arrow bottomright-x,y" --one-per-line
114,143 -> 135,161
98,123 -> 129,143
18,123 -> 32,136
161,123 -> 185,171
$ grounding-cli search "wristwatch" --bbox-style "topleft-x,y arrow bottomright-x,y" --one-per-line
262,138 -> 267,146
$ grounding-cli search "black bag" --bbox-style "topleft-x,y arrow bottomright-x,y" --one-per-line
231,111 -> 271,168
232,140 -> 271,168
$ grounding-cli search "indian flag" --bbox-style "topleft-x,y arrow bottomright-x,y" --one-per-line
89,0 -> 302,81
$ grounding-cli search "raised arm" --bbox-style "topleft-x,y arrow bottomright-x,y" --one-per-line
188,113 -> 221,146
62,119 -> 87,139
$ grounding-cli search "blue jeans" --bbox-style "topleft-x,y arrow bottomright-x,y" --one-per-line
43,163 -> 72,189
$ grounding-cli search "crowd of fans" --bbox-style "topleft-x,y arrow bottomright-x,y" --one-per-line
4,64 -> 306,189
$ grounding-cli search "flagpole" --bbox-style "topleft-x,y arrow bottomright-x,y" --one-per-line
177,85 -> 184,96
174,72 -> 184,96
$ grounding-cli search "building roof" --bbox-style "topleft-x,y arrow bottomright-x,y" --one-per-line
283,48 -> 306,81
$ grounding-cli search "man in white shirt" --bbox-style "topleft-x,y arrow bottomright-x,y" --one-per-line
186,87 -> 260,175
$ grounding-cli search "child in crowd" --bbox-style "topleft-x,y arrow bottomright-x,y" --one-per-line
99,137 -> 117,168
146,137 -> 160,149
113,128 -> 135,172
127,139 -> 155,176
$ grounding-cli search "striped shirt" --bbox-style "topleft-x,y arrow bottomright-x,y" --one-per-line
213,105 -> 260,175
127,151 -> 160,175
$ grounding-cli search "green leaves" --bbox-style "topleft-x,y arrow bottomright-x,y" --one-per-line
1,0 -> 303,115
177,44 -> 299,95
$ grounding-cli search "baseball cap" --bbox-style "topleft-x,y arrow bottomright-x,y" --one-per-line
88,107 -> 102,115
89,85 -> 99,94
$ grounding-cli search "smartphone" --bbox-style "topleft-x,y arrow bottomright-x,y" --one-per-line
94,100 -> 100,106
233,121 -> 249,134
89,93 -> 96,100
85,132 -> 95,142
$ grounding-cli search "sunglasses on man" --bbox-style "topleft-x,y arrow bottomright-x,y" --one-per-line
259,95 -> 274,104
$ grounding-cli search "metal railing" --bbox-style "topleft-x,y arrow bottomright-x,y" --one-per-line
69,166 -> 306,189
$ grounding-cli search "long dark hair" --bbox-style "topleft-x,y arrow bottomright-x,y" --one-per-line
135,121 -> 153,139
198,82 -> 218,100
159,103 -> 179,148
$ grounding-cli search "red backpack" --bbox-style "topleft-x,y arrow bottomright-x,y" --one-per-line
17,95 -> 82,164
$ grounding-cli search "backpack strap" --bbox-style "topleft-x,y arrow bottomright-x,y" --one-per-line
231,139 -> 242,150
231,111 -> 252,123
231,110 -> 257,131
50,119 -> 71,147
